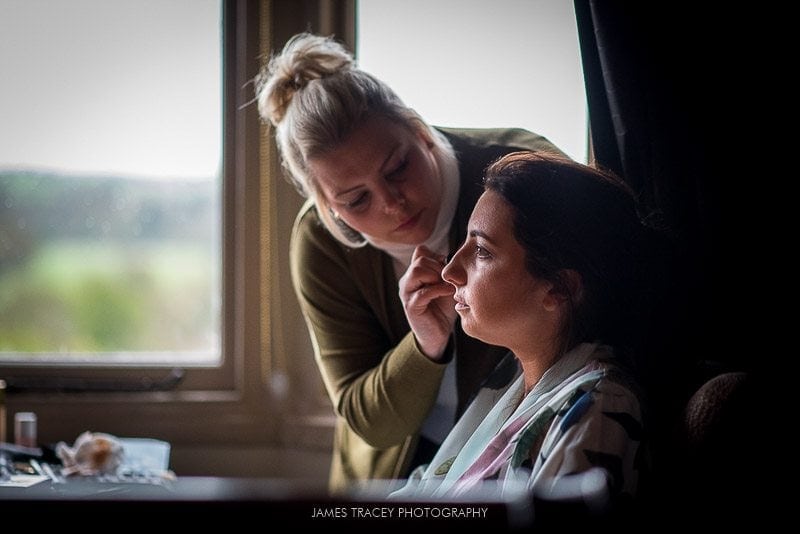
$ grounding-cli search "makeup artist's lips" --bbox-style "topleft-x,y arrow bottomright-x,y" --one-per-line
394,210 -> 423,232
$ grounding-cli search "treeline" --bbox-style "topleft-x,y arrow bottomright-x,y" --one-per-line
0,170 -> 218,270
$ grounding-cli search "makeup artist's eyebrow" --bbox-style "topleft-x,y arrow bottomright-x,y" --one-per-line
334,185 -> 366,199
379,143 -> 403,173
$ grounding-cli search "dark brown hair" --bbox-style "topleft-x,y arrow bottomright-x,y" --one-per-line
484,151 -> 645,354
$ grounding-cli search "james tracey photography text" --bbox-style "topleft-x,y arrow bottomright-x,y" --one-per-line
311,506 -> 490,519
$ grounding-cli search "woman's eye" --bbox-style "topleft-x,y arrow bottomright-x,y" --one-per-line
475,245 -> 491,259
387,159 -> 408,180
346,193 -> 369,210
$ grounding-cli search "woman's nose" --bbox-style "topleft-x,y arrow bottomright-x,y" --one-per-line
442,248 -> 465,286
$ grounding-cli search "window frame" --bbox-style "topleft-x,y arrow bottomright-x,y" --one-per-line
0,0 -> 276,447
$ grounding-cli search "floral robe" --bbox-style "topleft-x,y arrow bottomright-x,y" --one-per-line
392,343 -> 643,500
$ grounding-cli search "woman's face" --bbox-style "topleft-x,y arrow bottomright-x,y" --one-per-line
308,115 -> 442,245
442,190 -> 553,351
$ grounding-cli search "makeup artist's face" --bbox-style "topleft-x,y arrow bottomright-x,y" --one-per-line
442,190 -> 551,349
308,115 -> 442,245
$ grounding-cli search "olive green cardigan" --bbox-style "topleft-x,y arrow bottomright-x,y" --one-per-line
289,127 -> 562,491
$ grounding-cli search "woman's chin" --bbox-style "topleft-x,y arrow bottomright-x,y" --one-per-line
460,319 -> 486,343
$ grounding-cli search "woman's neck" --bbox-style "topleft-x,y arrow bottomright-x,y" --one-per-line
515,338 -> 562,395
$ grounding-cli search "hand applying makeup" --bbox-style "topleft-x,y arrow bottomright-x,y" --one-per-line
399,245 -> 458,362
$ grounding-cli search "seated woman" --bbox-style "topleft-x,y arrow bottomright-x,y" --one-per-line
393,151 -> 647,500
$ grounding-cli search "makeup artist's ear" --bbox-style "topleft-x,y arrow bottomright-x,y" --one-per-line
542,269 -> 583,311
413,121 -> 436,149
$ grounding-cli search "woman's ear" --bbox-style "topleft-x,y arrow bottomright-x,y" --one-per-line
542,269 -> 583,311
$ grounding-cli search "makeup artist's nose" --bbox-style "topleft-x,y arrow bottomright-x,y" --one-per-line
379,182 -> 406,214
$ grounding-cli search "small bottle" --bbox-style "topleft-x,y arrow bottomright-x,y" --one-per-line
14,412 -> 37,448
0,379 -> 6,443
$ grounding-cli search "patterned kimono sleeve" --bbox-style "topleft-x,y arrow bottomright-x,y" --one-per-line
529,376 -> 644,499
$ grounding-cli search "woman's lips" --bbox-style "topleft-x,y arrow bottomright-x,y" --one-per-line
453,295 -> 469,312
394,210 -> 422,232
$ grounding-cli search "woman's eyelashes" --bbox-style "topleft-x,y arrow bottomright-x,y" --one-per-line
475,244 -> 491,259
345,191 -> 369,211
340,156 -> 408,212
452,238 -> 492,261
342,161 -> 407,211
386,159 -> 408,181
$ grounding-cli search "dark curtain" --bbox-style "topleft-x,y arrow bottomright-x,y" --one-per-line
574,1 -> 726,241
573,0 -> 747,378
574,0 -> 755,520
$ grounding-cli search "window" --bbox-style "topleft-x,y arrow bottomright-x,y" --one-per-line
357,0 -> 588,163
0,0 -> 330,477
0,0 -> 222,365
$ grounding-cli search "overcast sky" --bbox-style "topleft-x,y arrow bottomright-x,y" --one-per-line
359,0 -> 587,162
0,0 -> 585,180
0,0 -> 221,179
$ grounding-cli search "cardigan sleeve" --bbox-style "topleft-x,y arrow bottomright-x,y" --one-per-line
290,204 -> 446,449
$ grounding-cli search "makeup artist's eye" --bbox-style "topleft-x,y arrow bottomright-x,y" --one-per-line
345,192 -> 369,210
386,159 -> 408,181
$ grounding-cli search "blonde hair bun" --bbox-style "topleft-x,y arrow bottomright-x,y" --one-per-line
257,33 -> 354,126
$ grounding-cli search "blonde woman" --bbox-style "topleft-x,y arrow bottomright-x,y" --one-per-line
256,33 -> 562,491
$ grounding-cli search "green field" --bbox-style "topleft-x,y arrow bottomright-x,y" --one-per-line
0,239 -> 219,353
